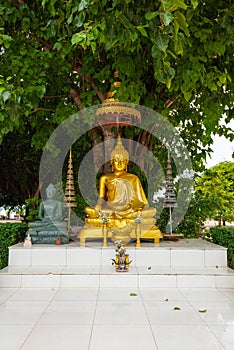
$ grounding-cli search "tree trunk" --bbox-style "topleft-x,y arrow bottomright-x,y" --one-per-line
91,128 -> 105,173
100,125 -> 116,174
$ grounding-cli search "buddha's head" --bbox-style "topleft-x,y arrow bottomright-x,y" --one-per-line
46,183 -> 56,199
111,136 -> 129,173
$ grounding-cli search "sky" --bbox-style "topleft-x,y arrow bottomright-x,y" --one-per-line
206,134 -> 234,168
205,120 -> 234,168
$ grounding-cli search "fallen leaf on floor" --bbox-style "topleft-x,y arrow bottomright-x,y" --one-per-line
173,306 -> 181,310
198,309 -> 207,313
129,293 -> 137,296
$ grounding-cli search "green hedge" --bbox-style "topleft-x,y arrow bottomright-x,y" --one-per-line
209,226 -> 234,269
0,223 -> 28,270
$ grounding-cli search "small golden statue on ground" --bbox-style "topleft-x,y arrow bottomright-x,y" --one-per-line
111,240 -> 132,272
79,136 -> 162,246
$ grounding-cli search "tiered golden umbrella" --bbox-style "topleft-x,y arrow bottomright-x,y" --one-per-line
63,147 -> 77,232
163,152 -> 178,235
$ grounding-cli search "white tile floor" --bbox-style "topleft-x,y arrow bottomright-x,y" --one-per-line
0,286 -> 233,350
2,239 -> 233,349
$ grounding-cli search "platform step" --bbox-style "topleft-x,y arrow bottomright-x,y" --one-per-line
8,239 -> 228,268
1,239 -> 233,289
1,266 -> 234,288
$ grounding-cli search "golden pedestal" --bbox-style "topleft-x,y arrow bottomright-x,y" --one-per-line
79,219 -> 162,247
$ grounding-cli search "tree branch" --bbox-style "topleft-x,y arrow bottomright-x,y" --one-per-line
31,108 -> 55,114
44,94 -> 68,99
69,88 -> 82,110
28,33 -> 58,53
90,79 -> 105,103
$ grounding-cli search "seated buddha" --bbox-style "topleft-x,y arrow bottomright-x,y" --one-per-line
85,136 -> 156,220
29,183 -> 66,230
27,183 -> 68,244
80,136 -> 162,245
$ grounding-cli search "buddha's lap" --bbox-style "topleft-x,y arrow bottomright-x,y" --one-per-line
85,205 -> 156,219
29,221 -> 66,229
85,214 -> 156,228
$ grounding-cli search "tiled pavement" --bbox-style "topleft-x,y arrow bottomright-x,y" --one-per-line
0,286 -> 233,350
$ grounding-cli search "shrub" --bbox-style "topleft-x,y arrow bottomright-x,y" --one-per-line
208,226 -> 234,269
24,197 -> 41,222
0,223 -> 28,269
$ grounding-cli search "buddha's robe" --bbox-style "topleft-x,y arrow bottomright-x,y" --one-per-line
29,199 -> 66,230
103,173 -> 148,218
86,172 -> 156,220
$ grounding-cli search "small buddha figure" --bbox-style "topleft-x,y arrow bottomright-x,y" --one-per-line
23,233 -> 32,247
29,183 -> 65,230
27,183 -> 68,244
85,136 -> 156,222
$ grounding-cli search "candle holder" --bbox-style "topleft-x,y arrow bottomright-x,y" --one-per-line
99,211 -> 110,247
134,211 -> 143,247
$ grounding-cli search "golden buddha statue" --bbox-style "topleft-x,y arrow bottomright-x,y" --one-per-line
79,136 -> 162,246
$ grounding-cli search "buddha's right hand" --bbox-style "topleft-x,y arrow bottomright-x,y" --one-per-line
95,197 -> 104,212
85,206 -> 99,218
94,204 -> 102,212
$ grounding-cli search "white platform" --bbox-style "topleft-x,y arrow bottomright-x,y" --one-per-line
1,239 -> 234,288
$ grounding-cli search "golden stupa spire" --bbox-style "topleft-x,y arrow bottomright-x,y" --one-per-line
63,147 -> 77,232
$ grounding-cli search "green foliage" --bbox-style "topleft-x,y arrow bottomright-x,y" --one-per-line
24,197 -> 41,222
72,194 -> 87,225
195,161 -> 234,224
0,0 -> 233,146
0,0 -> 234,207
157,208 -> 170,234
174,196 -> 220,237
0,130 -> 41,207
208,226 -> 234,269
0,223 -> 28,269
160,161 -> 234,237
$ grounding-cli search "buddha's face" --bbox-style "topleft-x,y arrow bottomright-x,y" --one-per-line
46,188 -> 56,199
112,156 -> 128,172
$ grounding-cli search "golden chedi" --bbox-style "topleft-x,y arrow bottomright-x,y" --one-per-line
79,136 -> 162,246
